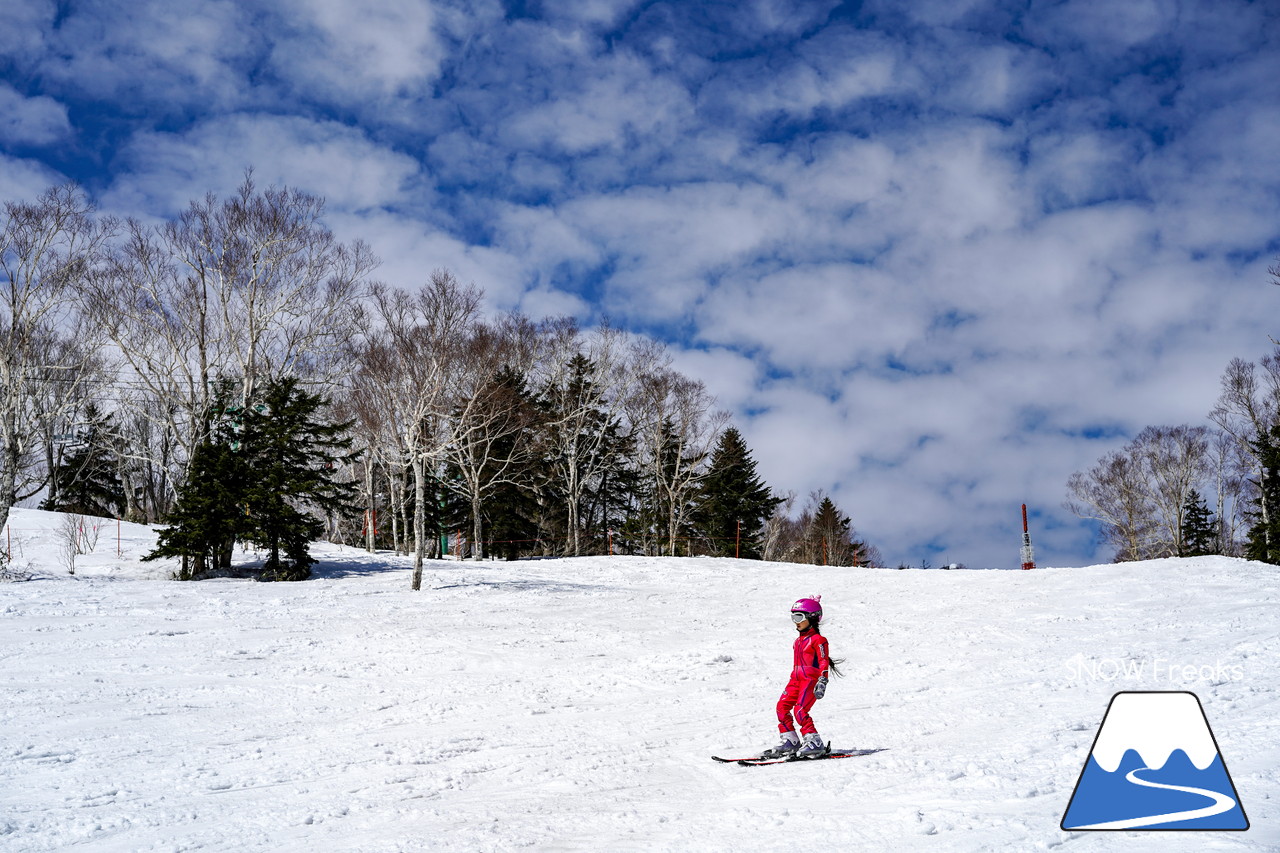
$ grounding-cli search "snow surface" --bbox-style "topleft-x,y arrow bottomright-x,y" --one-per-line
2,506 -> 1278,851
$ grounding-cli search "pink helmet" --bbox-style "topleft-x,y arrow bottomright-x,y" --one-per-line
791,595 -> 822,621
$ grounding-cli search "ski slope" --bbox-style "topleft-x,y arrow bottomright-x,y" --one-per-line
2,507 -> 1277,851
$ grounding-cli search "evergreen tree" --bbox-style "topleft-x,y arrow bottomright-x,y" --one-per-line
1180,488 -> 1217,557
145,378 -> 358,581
692,427 -> 781,558
539,353 -> 641,555
143,408 -> 249,580
40,403 -> 124,518
445,366 -> 543,561
424,469 -> 471,557
480,374 -> 544,561
240,377 -> 360,581
626,419 -> 707,555
801,494 -> 873,567
1246,424 -> 1280,565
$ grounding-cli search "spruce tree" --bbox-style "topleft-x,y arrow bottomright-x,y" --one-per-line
802,494 -> 874,567
1246,425 -> 1280,565
692,427 -> 781,558
143,411 -> 249,580
481,371 -> 543,561
41,403 -> 124,518
240,377 -> 360,581
146,378 -> 358,581
1180,489 -> 1217,557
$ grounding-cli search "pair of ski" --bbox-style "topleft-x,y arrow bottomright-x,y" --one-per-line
713,747 -> 886,766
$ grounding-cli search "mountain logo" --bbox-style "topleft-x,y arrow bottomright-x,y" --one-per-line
1061,691 -> 1249,831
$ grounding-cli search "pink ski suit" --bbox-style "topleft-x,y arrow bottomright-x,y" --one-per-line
776,626 -> 830,736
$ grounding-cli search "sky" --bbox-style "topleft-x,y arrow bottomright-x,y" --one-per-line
2,0 -> 1279,568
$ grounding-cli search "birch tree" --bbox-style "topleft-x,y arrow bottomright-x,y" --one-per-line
441,316 -> 546,561
0,185 -> 115,522
1210,355 -> 1280,559
355,271 -> 480,588
628,368 -> 728,555
540,324 -> 646,555
84,175 -> 376,482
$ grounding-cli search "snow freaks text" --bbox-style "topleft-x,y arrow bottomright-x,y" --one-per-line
1064,654 -> 1245,685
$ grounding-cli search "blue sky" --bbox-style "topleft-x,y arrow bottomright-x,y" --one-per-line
3,0 -> 1279,567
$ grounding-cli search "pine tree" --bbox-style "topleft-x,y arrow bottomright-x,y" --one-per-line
692,427 -> 781,558
145,378 -> 358,581
1180,489 -> 1217,557
240,377 -> 360,581
1246,425 -> 1280,565
801,494 -> 873,567
40,403 -> 124,518
481,371 -> 544,561
143,411 -> 249,580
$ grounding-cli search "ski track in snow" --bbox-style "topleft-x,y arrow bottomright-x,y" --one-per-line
1,507 -> 1278,851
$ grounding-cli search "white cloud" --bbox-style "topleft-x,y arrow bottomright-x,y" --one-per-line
37,0 -> 260,114
0,0 -> 55,68
502,51 -> 695,156
266,0 -> 453,108
0,154 -> 67,206
0,84 -> 71,147
102,114 -> 423,216
327,209 -> 529,314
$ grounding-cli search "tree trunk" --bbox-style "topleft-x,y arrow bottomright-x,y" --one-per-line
398,467 -> 411,556
388,465 -> 401,557
0,432 -> 19,527
364,452 -> 376,553
411,455 -> 426,590
472,502 -> 485,561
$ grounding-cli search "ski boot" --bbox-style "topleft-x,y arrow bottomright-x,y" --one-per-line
796,733 -> 829,759
759,731 -> 800,759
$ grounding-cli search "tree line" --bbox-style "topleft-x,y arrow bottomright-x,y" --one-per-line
1066,268 -> 1280,565
2,179 -> 880,580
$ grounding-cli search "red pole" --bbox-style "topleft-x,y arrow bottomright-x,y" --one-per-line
736,520 -> 741,559
608,529 -> 613,556
1020,504 -> 1036,570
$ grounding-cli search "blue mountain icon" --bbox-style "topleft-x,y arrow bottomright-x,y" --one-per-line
1062,692 -> 1248,831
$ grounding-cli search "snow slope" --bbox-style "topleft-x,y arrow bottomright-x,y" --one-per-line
2,507 -> 1277,851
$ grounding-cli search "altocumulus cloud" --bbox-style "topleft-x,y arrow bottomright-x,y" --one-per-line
1,0 -> 1278,566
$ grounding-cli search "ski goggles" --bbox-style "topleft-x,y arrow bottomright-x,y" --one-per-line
790,611 -> 812,623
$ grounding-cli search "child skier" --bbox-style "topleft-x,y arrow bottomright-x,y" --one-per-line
761,595 -> 843,759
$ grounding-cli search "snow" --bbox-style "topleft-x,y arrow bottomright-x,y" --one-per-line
2,506 -> 1278,851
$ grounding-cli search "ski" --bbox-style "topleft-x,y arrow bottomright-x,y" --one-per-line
721,748 -> 886,766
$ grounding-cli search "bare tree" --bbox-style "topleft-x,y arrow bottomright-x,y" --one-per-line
84,174 -> 376,492
762,490 -> 797,562
540,323 -> 650,556
1210,355 -> 1280,557
628,366 -> 728,555
440,316 -> 545,562
1066,451 -> 1157,561
1209,428 -> 1250,556
0,185 -> 115,522
1136,425 -> 1211,556
1066,425 -> 1212,560
353,271 -> 480,588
